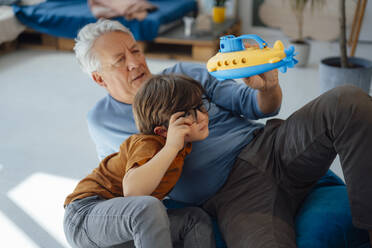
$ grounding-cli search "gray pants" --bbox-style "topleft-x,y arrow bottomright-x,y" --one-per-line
63,195 -> 216,248
202,85 -> 372,247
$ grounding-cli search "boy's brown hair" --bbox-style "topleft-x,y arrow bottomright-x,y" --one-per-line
133,74 -> 207,134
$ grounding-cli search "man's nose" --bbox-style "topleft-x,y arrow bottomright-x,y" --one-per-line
127,53 -> 139,71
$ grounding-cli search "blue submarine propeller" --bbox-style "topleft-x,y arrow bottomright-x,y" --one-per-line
279,46 -> 298,73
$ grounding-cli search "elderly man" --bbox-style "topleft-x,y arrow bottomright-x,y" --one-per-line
71,19 -> 372,247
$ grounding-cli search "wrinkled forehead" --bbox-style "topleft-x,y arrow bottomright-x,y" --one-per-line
93,31 -> 137,62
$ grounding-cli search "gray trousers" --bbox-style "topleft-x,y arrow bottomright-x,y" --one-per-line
63,195 -> 216,248
201,85 -> 372,247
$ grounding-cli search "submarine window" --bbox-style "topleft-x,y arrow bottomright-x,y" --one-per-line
232,59 -> 237,65
242,58 -> 247,63
224,60 -> 229,66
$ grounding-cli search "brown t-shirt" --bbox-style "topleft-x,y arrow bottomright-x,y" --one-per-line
64,134 -> 191,206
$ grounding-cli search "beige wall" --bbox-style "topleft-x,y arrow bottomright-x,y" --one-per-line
238,0 -> 253,34
359,0 -> 372,41
238,0 -> 372,42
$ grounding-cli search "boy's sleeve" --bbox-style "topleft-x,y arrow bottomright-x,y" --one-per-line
123,138 -> 163,173
122,137 -> 184,200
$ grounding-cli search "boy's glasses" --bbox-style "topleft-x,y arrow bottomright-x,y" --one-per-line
181,99 -> 210,123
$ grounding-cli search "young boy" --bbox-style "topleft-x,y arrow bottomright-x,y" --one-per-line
63,75 -> 215,248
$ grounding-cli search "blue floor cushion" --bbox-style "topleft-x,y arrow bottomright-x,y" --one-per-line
13,0 -> 197,41
295,185 -> 370,248
164,170 -> 371,248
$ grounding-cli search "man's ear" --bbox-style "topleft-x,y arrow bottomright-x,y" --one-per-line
92,71 -> 107,88
154,126 -> 168,138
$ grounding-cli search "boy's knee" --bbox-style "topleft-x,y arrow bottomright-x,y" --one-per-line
132,196 -> 168,226
140,196 -> 167,216
126,197 -> 171,245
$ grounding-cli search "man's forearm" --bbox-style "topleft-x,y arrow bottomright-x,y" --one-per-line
256,83 -> 282,114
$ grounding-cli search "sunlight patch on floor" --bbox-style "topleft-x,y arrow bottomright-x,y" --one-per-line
0,210 -> 39,248
7,173 -> 78,248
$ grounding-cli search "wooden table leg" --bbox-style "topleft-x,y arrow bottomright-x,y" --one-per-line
348,0 -> 361,47
349,0 -> 368,57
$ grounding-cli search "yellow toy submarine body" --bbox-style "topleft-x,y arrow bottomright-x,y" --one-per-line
207,34 -> 298,79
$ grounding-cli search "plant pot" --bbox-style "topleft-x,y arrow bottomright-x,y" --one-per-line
212,6 -> 225,23
319,57 -> 372,94
290,40 -> 310,67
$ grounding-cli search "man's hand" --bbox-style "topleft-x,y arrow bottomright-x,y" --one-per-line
243,70 -> 282,114
241,42 -> 279,91
242,69 -> 279,92
164,112 -> 193,152
240,41 -> 282,114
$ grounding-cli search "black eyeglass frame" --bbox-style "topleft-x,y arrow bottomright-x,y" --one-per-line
179,96 -> 211,122
159,96 -> 211,129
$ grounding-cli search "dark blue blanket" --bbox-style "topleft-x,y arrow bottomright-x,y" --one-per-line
13,0 -> 197,41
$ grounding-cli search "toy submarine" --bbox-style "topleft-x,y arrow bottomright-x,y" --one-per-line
206,34 -> 298,80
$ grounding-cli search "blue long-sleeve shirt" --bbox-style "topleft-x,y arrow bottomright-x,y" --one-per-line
87,62 -> 279,204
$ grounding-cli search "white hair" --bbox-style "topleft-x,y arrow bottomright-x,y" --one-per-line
74,19 -> 134,74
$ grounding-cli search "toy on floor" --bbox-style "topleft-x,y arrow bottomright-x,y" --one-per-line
206,34 -> 298,80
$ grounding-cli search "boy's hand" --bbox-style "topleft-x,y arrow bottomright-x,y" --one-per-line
165,112 -> 193,152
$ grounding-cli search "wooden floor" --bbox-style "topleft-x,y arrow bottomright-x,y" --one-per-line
0,40 -> 18,55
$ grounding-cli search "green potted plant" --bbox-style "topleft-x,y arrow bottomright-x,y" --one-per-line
319,0 -> 372,94
212,0 -> 226,23
289,0 -> 325,67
